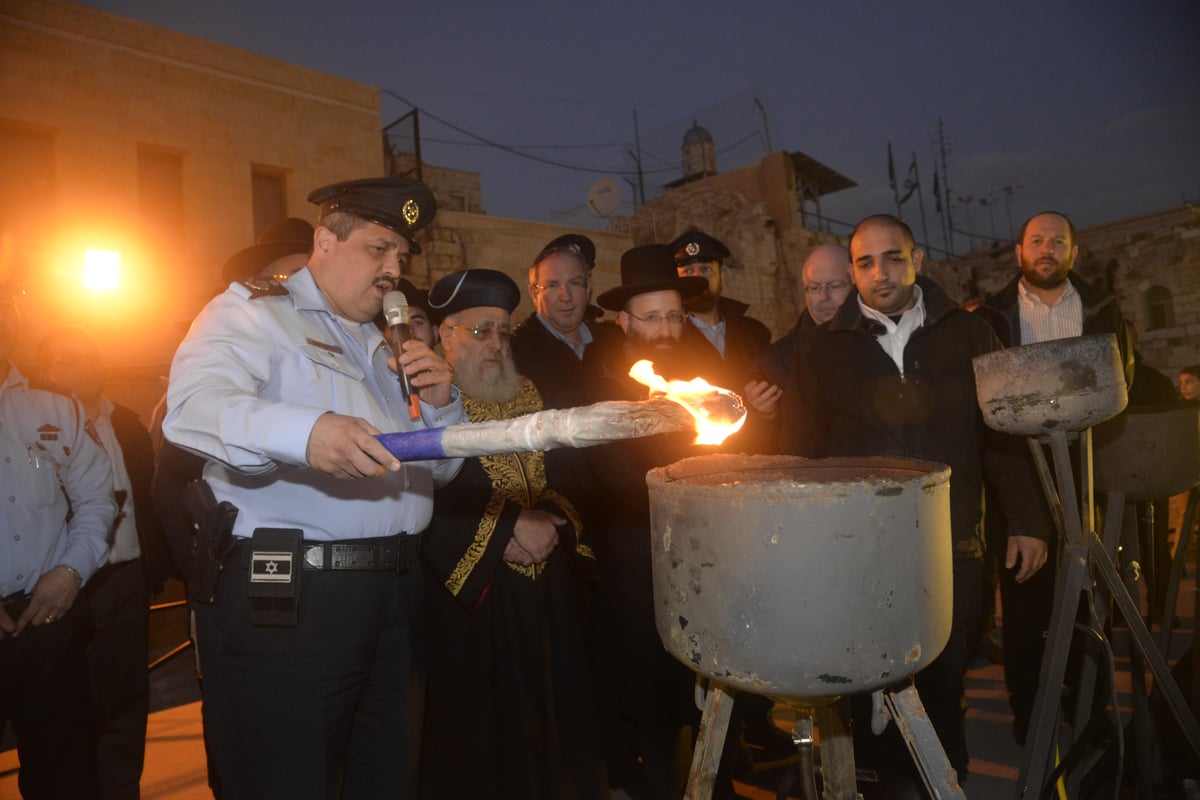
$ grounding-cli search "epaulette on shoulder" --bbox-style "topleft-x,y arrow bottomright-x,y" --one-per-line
233,277 -> 290,300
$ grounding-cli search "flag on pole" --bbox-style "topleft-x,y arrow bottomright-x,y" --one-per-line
898,154 -> 919,205
888,142 -> 897,195
933,167 -> 942,213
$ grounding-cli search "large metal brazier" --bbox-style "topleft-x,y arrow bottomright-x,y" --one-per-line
973,333 -> 1127,435
1094,403 -> 1200,500
647,454 -> 952,702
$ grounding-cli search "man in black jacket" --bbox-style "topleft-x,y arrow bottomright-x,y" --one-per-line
781,215 -> 1053,782
974,210 -> 1135,744
511,234 -> 621,410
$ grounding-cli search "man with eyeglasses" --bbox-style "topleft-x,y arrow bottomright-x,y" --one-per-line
670,229 -> 779,416
421,268 -> 606,799
760,243 -> 853,390
511,233 -> 621,409
584,244 -> 744,798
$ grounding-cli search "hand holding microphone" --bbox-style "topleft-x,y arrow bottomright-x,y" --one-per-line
382,290 -> 422,421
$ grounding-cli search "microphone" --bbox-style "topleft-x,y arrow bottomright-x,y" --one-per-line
382,290 -> 421,421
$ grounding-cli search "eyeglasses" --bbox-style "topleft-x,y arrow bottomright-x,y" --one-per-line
677,264 -> 716,277
446,323 -> 512,342
626,311 -> 687,327
804,280 -> 850,295
531,278 -> 588,293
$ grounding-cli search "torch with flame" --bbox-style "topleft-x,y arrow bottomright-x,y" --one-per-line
376,360 -> 747,461
627,359 -> 746,445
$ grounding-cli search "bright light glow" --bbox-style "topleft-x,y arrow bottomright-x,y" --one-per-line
84,250 -> 121,290
628,359 -> 747,444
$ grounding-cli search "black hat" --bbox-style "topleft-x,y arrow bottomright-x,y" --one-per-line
221,217 -> 314,284
427,269 -> 521,324
307,177 -> 436,254
532,233 -> 595,269
596,245 -> 707,311
393,277 -> 432,316
670,229 -> 730,266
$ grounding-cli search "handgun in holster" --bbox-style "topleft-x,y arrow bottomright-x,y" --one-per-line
183,479 -> 238,604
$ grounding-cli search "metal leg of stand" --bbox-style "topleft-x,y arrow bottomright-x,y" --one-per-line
1158,488 -> 1200,657
1020,430 -> 1092,798
685,682 -> 735,800
814,699 -> 857,800
1118,498 -> 1158,800
1088,533 -> 1200,761
882,685 -> 965,799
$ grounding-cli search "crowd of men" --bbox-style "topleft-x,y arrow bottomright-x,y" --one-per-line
2,170 -> 1191,799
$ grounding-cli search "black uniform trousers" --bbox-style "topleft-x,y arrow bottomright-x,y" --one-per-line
86,557 -> 150,800
193,552 -> 427,800
0,594 -> 97,800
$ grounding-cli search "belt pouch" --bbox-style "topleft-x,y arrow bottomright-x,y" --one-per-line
247,528 -> 303,626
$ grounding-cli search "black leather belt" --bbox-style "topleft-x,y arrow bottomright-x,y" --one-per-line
300,534 -> 421,573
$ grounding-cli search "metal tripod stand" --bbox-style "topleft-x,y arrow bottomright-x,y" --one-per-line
1018,428 -> 1200,798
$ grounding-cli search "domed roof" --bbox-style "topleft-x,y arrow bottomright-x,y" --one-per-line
682,120 -> 713,147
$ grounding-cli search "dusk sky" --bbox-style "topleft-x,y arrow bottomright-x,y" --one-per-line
77,0 -> 1199,252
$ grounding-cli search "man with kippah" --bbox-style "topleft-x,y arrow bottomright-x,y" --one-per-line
162,177 -> 464,799
421,269 -> 605,799
511,233 -> 621,409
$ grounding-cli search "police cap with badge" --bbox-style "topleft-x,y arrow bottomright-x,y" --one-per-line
307,176 -> 437,254
532,234 -> 596,270
670,229 -> 731,267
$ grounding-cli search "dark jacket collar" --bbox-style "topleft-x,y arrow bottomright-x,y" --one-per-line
981,270 -> 1117,318
828,276 -> 958,335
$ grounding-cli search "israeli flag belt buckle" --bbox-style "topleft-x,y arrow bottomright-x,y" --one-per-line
250,551 -> 294,583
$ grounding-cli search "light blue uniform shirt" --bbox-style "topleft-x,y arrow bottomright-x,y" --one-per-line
0,366 -> 114,596
163,268 -> 464,542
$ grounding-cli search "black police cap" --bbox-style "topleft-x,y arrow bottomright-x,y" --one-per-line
307,177 -> 436,254
427,269 -> 521,324
532,234 -> 596,269
670,229 -> 730,266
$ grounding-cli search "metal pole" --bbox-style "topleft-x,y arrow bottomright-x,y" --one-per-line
912,151 -> 931,251
633,110 -> 646,208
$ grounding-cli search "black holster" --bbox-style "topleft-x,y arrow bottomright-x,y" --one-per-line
183,479 -> 238,604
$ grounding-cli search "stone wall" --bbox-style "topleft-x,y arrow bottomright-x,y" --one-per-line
1,0 -> 384,417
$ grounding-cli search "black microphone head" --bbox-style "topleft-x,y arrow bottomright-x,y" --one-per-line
382,290 -> 409,327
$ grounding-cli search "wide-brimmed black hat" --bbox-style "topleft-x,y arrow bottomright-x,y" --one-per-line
221,217 -> 314,284
596,245 -> 707,311
532,233 -> 596,269
427,269 -> 521,324
393,278 -> 432,316
670,229 -> 730,266
307,177 -> 436,254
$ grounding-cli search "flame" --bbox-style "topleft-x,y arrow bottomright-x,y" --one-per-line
628,359 -> 747,444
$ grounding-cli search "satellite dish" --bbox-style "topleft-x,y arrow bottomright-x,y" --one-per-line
586,178 -> 621,218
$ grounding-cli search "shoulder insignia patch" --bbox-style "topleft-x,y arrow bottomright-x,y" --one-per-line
239,277 -> 290,300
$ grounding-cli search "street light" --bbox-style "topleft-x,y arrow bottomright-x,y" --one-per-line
83,249 -> 120,290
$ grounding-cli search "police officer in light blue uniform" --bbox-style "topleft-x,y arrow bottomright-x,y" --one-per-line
0,285 -> 115,799
163,177 -> 464,800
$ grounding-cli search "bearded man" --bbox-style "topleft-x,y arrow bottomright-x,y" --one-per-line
974,210 -> 1134,745
420,269 -> 605,800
